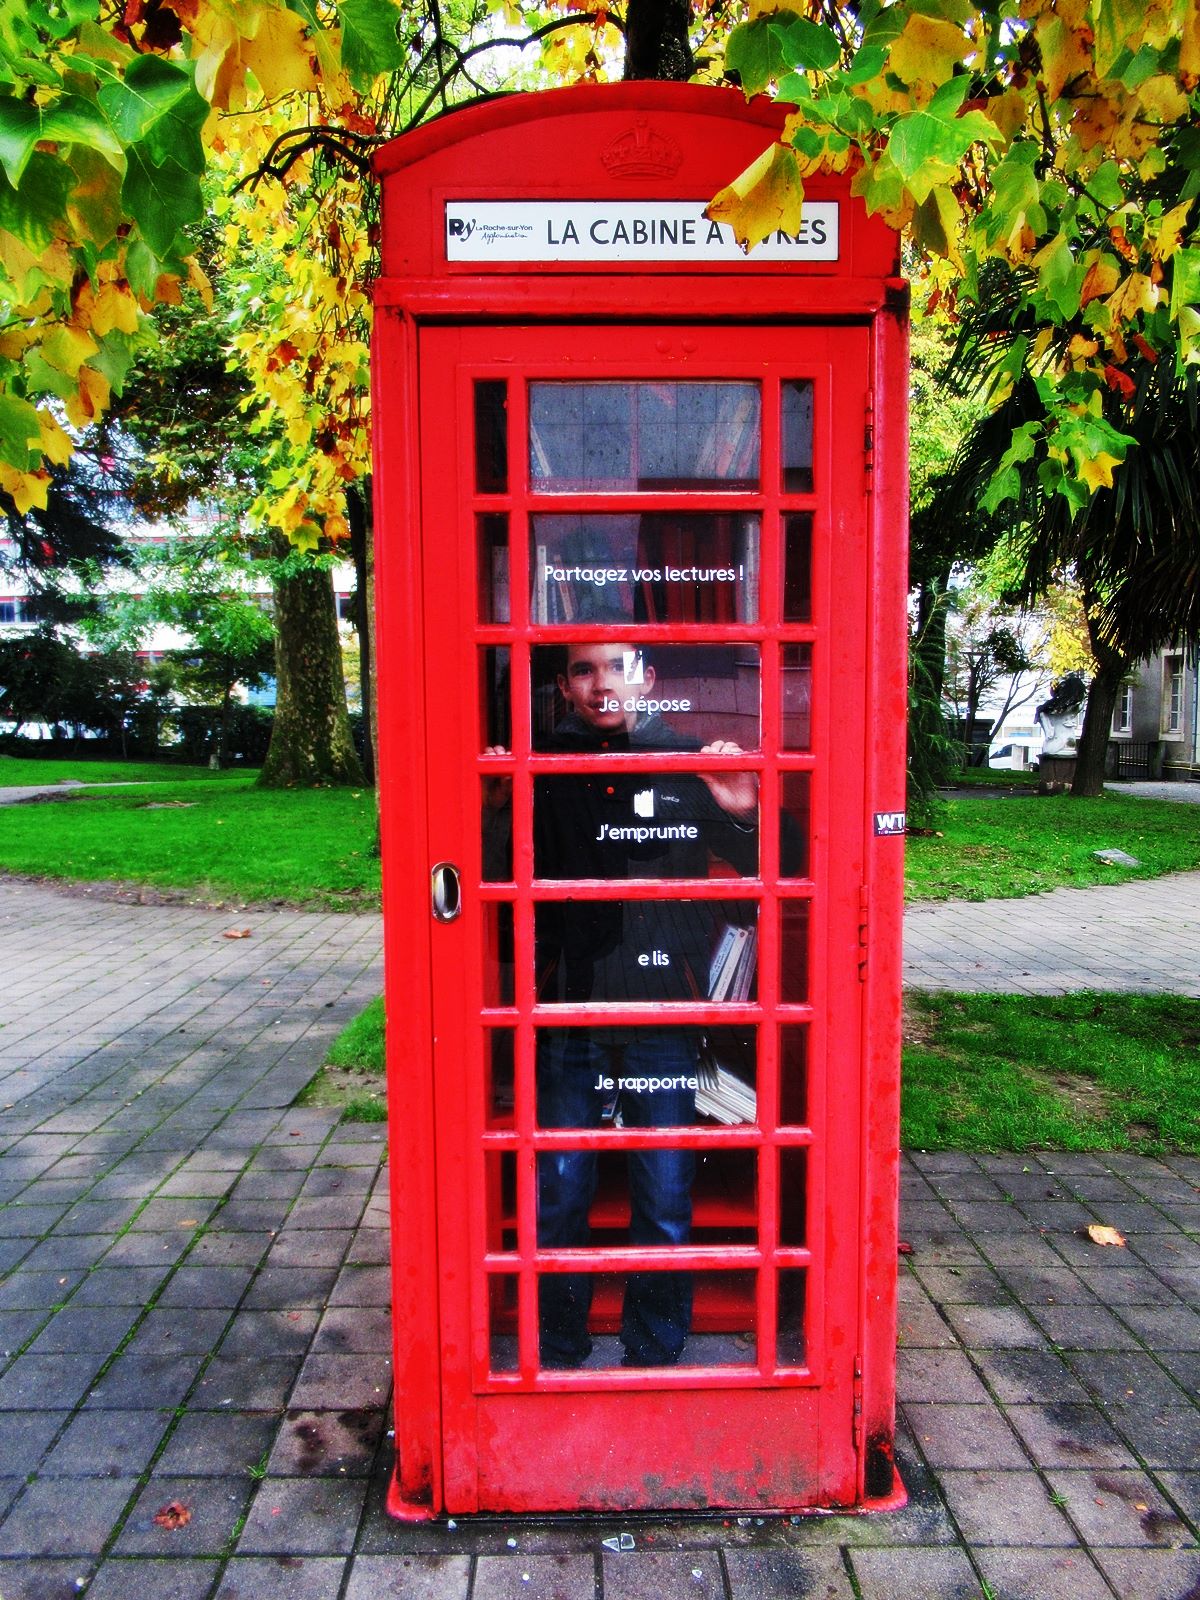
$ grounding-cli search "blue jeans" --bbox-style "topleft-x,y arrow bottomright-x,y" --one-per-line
536,1029 -> 696,1367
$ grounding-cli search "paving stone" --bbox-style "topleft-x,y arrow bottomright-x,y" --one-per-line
464,1554 -> 594,1599
936,1469 -> 1080,1546
241,1267 -> 339,1309
0,1474 -> 139,1555
1106,1403 -> 1200,1469
125,1310 -> 233,1357
155,1410 -> 278,1477
266,1230 -> 352,1269
1066,1350 -> 1192,1410
342,1554 -> 472,1599
187,1233 -> 272,1268
1094,1547 -> 1200,1600
0,1306 -> 47,1353
1003,1403 -> 1140,1471
940,1304 -> 1044,1349
26,1303 -> 140,1353
911,1265 -> 1012,1307
87,1350 -> 206,1409
724,1546 -> 855,1599
235,1476 -> 366,1555
40,1407 -> 171,1477
848,1545 -> 980,1600
968,1349 -> 1090,1404
973,1546 -> 1114,1599
84,1557 -> 223,1600
1156,1350 -> 1200,1400
310,1306 -> 391,1355
0,1408 -> 71,1472
212,1555 -> 348,1599
0,1349 -> 107,1408
157,1266 -> 257,1309
896,1349 -> 991,1404
286,1352 -> 392,1412
0,1558 -> 100,1599
267,1405 -> 385,1477
191,1356 -> 300,1411
1116,1302 -> 1200,1349
902,1402 -> 1029,1469
328,1265 -> 391,1307
1045,1468 -> 1196,1548
70,1265 -> 172,1305
218,1309 -> 319,1359
0,1269 -> 85,1309
1031,1302 -> 1144,1351
114,1475 -> 254,1557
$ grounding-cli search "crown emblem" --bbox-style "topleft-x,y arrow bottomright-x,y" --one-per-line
601,120 -> 683,180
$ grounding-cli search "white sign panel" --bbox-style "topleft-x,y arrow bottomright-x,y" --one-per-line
444,200 -> 839,263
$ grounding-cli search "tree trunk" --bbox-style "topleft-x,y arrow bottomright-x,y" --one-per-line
258,558 -> 365,788
1071,614 -> 1127,797
348,482 -> 375,787
623,0 -> 694,80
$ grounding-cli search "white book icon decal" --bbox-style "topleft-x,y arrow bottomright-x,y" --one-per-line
632,788 -> 655,818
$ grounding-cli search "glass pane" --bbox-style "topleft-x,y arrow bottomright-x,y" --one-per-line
486,1028 -> 515,1128
777,1269 -> 808,1367
537,1269 -> 757,1371
482,902 -> 514,1007
534,776 -> 759,882
783,513 -> 812,622
535,902 -> 757,1004
488,1272 -> 519,1373
782,644 -> 812,751
480,646 -> 510,749
475,381 -> 508,494
530,382 -> 760,492
780,772 -> 811,879
477,514 -> 509,623
485,1150 -> 517,1252
780,901 -> 809,1004
778,1147 -> 808,1246
535,1025 -> 755,1131
779,1025 -> 809,1127
481,777 -> 512,884
782,380 -> 814,493
532,642 -> 760,752
531,514 -> 759,624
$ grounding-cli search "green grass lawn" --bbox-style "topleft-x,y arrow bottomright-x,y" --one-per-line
313,991 -> 1200,1151
0,771 -> 380,908
906,789 -> 1200,901
0,754 -> 244,786
904,991 -> 1200,1154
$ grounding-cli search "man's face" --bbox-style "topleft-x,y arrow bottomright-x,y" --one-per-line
558,644 -> 656,732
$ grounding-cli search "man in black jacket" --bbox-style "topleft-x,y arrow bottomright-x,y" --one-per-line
531,641 -> 760,1369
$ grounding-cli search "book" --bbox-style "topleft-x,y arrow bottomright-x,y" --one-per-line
696,1054 -> 756,1125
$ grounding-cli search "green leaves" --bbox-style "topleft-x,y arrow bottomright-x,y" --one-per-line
0,395 -> 42,470
98,56 -> 196,146
339,0 -> 408,88
725,19 -> 791,97
0,93 -> 121,185
888,78 -> 1003,203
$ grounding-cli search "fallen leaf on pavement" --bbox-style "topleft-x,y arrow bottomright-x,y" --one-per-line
222,928 -> 252,939
1086,1223 -> 1127,1247
153,1501 -> 192,1529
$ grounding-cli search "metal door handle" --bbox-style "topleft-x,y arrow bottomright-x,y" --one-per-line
431,862 -> 462,922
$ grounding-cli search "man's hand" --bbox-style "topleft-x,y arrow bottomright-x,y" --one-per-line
482,745 -> 512,809
698,742 -> 758,820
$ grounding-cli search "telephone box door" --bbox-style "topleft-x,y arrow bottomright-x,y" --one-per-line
413,319 -> 873,1512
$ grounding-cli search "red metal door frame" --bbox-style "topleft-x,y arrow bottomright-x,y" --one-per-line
394,321 -> 878,1513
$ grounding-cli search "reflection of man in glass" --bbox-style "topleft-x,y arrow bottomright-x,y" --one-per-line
532,642 -> 760,1369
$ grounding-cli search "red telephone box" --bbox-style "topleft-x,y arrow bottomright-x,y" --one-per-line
372,82 -> 908,1519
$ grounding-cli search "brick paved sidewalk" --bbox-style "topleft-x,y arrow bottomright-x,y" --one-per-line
1,879 -> 1198,1600
904,870 -> 1200,996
